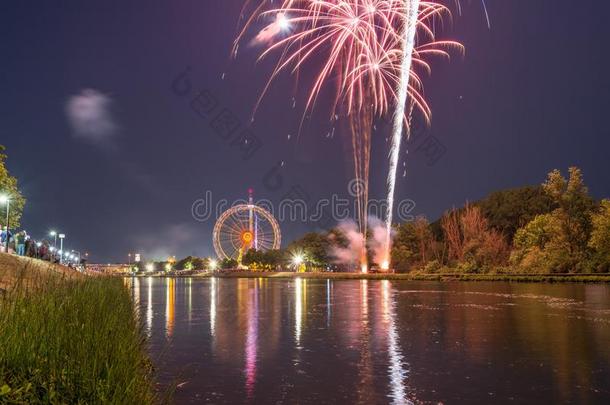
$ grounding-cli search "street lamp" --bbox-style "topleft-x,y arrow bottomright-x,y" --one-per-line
292,254 -> 304,266
49,231 -> 58,249
0,194 -> 10,253
71,250 -> 81,264
58,234 -> 66,263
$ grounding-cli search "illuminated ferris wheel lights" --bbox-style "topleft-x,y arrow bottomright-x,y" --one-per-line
212,193 -> 281,264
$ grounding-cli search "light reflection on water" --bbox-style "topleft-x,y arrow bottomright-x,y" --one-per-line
383,280 -> 410,405
132,278 -> 610,404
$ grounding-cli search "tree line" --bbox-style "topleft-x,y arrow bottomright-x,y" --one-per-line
277,167 -> 610,274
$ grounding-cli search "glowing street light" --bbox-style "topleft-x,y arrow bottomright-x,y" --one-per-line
145,263 -> 154,272
58,233 -> 65,264
209,259 -> 218,271
71,250 -> 82,263
0,194 -> 10,253
291,252 -> 306,273
49,230 -> 58,248
292,254 -> 304,266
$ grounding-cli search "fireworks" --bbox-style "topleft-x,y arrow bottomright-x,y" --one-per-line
236,1 -> 461,120
235,0 -> 465,270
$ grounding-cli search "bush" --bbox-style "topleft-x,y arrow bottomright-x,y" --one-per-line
423,260 -> 443,274
456,260 -> 480,274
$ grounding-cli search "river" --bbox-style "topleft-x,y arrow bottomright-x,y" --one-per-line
129,277 -> 610,404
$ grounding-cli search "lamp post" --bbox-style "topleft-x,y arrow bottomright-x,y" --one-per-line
0,195 -> 9,253
71,250 -> 82,264
58,233 -> 65,264
49,231 -> 57,249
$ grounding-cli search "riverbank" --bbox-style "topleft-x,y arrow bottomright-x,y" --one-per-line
0,253 -> 155,403
133,270 -> 610,283
0,252 -> 84,291
207,272 -> 610,283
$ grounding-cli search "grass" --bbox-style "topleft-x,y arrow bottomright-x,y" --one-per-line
0,255 -> 155,404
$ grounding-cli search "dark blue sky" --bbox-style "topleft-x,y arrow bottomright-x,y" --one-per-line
1,1 -> 609,262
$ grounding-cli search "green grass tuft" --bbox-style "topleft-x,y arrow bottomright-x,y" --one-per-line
0,274 -> 155,404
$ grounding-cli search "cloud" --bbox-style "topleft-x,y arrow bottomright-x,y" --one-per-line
131,223 -> 203,261
66,89 -> 117,144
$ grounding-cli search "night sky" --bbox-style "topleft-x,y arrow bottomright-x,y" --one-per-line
1,1 -> 609,263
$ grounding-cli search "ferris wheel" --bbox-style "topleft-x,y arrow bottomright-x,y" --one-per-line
212,189 -> 281,263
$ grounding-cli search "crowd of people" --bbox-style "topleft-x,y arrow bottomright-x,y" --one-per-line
1,226 -> 79,266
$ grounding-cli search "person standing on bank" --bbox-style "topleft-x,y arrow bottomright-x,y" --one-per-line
15,231 -> 25,256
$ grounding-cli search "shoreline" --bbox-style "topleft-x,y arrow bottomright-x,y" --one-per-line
129,271 -> 610,283
0,253 -> 155,403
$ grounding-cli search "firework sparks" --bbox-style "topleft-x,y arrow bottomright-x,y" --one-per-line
235,0 -> 464,271
250,12 -> 292,46
237,1 -> 460,119
384,0 -> 421,270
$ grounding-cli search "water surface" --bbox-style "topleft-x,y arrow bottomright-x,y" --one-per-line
129,278 -> 610,404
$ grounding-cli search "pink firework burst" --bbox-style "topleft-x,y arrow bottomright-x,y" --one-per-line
235,0 -> 464,123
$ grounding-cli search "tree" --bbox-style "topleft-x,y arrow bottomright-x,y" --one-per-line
174,256 -> 194,270
287,232 -> 331,267
174,256 -> 210,270
441,204 -> 509,271
242,249 -> 265,269
220,257 -> 238,269
192,257 -> 209,270
390,222 -> 419,272
430,186 -> 555,244
541,167 -> 595,271
588,200 -> 610,272
513,214 -> 554,251
413,217 -> 434,264
477,186 -> 555,241
242,249 -> 287,270
511,168 -> 595,273
0,146 -> 26,228
510,214 -> 556,273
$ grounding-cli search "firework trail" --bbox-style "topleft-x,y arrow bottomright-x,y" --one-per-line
384,0 -> 421,269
